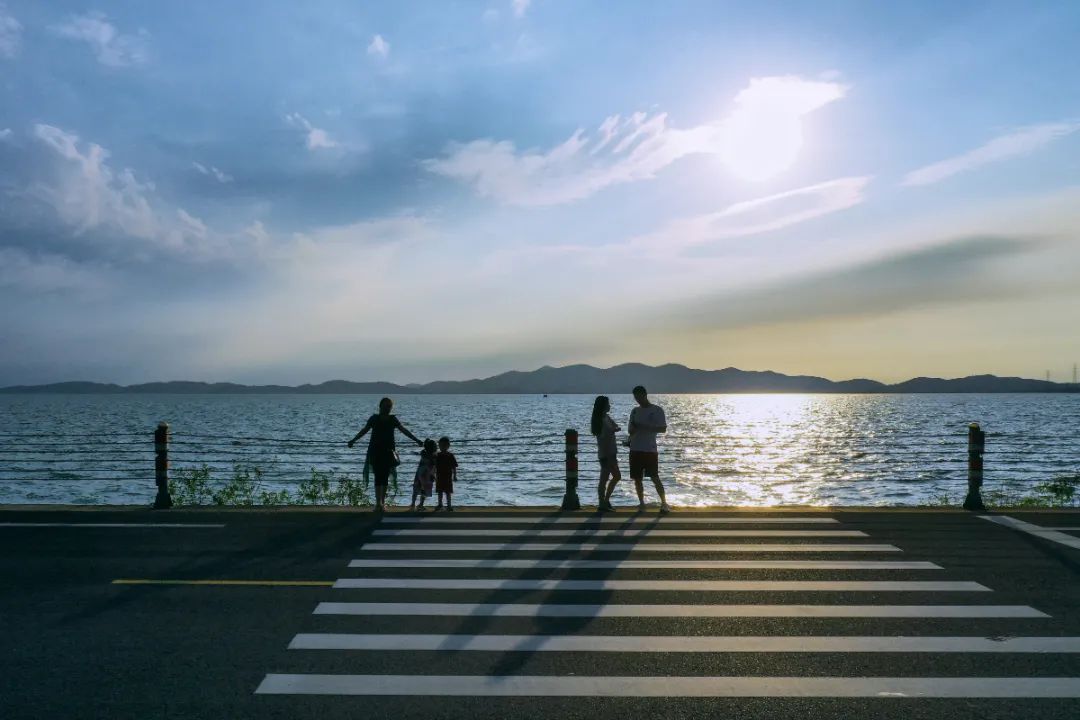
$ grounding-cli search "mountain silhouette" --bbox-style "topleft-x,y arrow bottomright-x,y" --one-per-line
2,364 -> 1077,394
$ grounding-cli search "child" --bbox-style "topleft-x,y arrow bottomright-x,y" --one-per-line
435,436 -> 458,511
410,439 -> 438,511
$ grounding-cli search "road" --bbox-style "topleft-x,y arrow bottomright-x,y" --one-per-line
2,506 -> 1080,719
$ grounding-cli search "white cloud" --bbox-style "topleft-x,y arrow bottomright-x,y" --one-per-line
639,176 -> 871,250
902,122 -> 1080,187
424,113 -> 717,206
0,5 -> 21,59
512,0 -> 532,18
425,75 -> 847,206
192,161 -> 233,183
177,209 -> 207,238
0,127 -> 12,140
244,220 -> 271,251
367,34 -> 389,59
33,124 -> 158,240
192,216 -> 436,371
51,12 -> 148,67
285,113 -> 337,150
31,124 -> 237,258
0,247 -> 109,293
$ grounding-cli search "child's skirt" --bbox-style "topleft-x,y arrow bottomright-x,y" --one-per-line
413,468 -> 434,497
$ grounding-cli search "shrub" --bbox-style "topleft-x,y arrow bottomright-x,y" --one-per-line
169,465 -> 214,505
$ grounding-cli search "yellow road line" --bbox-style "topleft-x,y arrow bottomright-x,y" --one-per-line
112,579 -> 334,587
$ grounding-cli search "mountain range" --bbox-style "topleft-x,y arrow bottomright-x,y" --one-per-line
2,363 -> 1078,394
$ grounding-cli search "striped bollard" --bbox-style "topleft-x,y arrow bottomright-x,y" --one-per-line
962,422 -> 986,512
153,421 -> 173,509
561,428 -> 581,511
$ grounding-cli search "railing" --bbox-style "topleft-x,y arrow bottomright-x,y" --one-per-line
0,423 -> 1076,508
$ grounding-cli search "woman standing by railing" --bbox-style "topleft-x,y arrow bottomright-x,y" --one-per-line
591,395 -> 622,512
348,397 -> 423,512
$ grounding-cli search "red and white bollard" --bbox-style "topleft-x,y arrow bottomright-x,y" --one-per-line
153,421 -> 173,509
561,428 -> 581,511
962,422 -> 986,511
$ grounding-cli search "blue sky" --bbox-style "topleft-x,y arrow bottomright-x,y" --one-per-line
1,0 -> 1079,385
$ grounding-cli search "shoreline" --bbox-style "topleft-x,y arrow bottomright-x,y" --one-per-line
3,504 -> 1079,513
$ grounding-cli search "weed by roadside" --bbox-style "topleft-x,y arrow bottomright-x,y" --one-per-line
169,464 -> 372,506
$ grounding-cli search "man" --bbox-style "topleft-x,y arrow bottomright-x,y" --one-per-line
627,385 -> 671,513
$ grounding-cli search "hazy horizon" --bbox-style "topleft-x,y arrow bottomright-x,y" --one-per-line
3,360 -> 1078,389
2,2 -> 1079,386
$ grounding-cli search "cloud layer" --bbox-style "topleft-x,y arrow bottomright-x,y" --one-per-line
0,4 -> 20,59
903,122 -> 1079,186
675,234 -> 1043,331
285,112 -> 337,150
367,34 -> 389,59
641,176 -> 871,249
425,75 -> 847,205
30,124 -> 242,259
51,12 -> 148,67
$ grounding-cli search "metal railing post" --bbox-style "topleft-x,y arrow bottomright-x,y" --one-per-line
154,421 -> 173,509
962,422 -> 986,511
561,428 -> 581,511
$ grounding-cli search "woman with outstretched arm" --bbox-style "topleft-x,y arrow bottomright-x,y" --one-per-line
348,397 -> 423,512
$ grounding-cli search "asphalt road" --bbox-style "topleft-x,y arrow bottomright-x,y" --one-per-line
2,506 -> 1080,719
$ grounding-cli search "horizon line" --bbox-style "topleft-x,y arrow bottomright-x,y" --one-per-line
2,361 -> 1077,392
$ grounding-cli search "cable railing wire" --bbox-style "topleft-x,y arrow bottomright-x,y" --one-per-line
2,423 -> 1076,505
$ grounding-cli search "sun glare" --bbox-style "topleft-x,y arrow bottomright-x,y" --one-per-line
718,75 -> 847,183
721,111 -> 805,182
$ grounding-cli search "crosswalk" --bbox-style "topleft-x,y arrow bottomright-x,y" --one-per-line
255,512 -> 1080,704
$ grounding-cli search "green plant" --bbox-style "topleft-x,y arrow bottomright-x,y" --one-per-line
982,473 -> 1080,509
921,491 -> 955,507
169,465 -> 214,505
211,464 -> 261,506
297,468 -> 332,504
327,471 -> 367,506
295,468 -> 371,506
170,463 -> 298,506
258,488 -> 294,505
1035,475 -> 1079,505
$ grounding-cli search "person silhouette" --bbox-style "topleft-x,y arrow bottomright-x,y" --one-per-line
347,397 -> 423,512
627,385 -> 671,513
591,395 -> 622,511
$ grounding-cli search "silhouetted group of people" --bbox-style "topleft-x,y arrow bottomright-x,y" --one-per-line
591,385 -> 670,513
347,386 -> 671,513
347,398 -> 457,513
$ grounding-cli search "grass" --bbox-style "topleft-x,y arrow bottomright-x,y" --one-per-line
921,474 -> 1080,509
168,464 -> 390,507
168,463 -> 1080,510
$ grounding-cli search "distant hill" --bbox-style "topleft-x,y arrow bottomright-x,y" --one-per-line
3,364 -> 1078,394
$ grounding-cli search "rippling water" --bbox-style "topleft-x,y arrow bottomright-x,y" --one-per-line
1,393 -> 1077,506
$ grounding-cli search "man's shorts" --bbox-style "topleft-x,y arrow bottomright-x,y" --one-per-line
628,451 -> 659,480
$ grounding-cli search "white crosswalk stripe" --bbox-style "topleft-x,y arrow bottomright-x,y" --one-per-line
256,512 -> 1079,702
257,674 -> 1080,698
382,516 -> 841,524
288,633 -> 1080,653
359,542 -> 901,552
349,558 -> 939,569
372,528 -> 869,537
332,578 -> 990,592
313,602 -> 1047,618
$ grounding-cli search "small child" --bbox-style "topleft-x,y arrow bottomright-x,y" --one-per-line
410,439 -> 438,511
435,436 -> 458,511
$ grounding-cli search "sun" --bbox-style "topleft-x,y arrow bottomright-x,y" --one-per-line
717,75 -> 846,183
721,111 -> 804,182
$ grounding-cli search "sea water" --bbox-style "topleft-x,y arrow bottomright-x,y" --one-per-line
0,393 -> 1077,506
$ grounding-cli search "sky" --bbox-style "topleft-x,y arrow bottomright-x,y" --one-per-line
1,0 -> 1079,386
